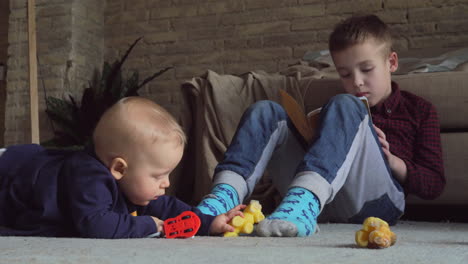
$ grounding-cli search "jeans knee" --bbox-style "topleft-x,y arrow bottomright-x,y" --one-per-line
327,94 -> 368,117
246,100 -> 287,121
329,94 -> 357,106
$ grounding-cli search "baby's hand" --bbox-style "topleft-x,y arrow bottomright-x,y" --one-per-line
209,204 -> 246,235
151,216 -> 164,233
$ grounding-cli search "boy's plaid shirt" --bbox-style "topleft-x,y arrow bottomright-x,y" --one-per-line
371,82 -> 445,199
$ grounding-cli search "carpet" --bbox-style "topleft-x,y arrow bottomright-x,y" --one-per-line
1,221 -> 467,264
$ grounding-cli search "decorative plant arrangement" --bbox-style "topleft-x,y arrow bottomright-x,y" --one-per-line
43,37 -> 172,149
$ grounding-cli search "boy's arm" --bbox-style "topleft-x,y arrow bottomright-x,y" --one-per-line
402,104 -> 445,199
142,196 -> 216,236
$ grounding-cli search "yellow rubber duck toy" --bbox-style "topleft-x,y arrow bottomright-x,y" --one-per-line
224,200 -> 265,237
355,217 -> 397,249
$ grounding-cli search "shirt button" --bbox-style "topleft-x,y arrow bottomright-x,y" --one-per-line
386,108 -> 392,114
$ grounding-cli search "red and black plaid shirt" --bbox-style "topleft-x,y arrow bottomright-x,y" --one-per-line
371,82 -> 445,200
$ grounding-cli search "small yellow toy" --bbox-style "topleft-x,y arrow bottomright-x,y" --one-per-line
224,200 -> 265,237
355,217 -> 397,249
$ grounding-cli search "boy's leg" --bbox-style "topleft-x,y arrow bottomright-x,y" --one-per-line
256,127 -> 321,237
317,110 -> 405,224
197,100 -> 296,216
302,94 -> 405,222
257,94 -> 405,237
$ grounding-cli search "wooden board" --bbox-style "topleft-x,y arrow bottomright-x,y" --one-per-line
28,0 -> 39,143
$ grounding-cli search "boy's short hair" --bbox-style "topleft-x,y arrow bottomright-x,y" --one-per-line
329,14 -> 393,55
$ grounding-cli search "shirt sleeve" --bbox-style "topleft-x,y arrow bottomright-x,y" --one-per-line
65,154 -> 158,238
403,103 -> 445,199
141,196 -> 216,236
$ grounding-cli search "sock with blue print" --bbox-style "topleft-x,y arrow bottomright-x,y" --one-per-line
196,183 -> 240,216
256,187 -> 320,237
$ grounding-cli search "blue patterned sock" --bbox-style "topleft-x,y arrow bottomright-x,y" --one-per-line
256,187 -> 320,237
196,184 -> 240,216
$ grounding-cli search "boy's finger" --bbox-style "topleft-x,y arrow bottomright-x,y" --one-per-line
373,125 -> 386,139
378,137 -> 386,146
381,138 -> 389,149
383,149 -> 391,158
377,129 -> 385,139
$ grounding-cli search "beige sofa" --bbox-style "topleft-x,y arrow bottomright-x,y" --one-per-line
181,70 -> 468,219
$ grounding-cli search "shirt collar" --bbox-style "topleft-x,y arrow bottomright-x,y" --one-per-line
372,81 -> 401,114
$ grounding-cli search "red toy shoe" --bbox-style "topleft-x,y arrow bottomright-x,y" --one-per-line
164,211 -> 201,239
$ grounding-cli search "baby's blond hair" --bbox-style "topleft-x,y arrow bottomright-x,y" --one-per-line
93,97 -> 186,165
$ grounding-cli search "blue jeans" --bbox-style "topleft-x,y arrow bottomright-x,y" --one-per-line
213,94 -> 405,225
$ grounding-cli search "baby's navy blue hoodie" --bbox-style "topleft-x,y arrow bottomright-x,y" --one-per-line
0,144 -> 214,238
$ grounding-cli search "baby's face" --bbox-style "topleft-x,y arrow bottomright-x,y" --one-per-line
118,138 -> 184,206
331,39 -> 398,107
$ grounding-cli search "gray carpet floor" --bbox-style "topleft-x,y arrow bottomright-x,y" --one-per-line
1,221 -> 467,264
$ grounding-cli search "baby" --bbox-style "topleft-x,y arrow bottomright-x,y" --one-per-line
0,97 -> 244,238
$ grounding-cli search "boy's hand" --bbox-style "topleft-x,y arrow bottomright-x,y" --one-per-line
151,216 -> 164,233
373,125 -> 408,184
209,204 -> 246,235
373,125 -> 392,161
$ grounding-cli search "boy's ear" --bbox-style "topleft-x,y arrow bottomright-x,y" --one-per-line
109,157 -> 128,180
389,51 -> 398,73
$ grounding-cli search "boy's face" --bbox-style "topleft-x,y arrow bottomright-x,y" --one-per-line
118,138 -> 184,206
331,39 -> 398,107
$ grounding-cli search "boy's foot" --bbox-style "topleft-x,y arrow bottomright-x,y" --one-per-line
256,187 -> 320,237
196,184 -> 239,216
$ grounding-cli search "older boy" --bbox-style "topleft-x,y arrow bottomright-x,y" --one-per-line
196,14 -> 445,237
0,97 -> 244,238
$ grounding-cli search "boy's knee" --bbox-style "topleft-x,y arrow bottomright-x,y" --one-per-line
246,100 -> 287,120
327,94 -> 368,116
329,94 -> 357,105
250,100 -> 283,111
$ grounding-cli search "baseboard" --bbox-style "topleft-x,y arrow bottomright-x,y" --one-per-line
402,204 -> 468,222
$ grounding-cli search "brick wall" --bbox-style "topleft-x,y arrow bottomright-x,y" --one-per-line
104,0 -> 468,131
4,0 -> 104,145
0,0 -> 9,147
4,0 -> 468,145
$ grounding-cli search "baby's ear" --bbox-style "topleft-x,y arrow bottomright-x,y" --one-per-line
389,51 -> 398,72
109,157 -> 127,180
